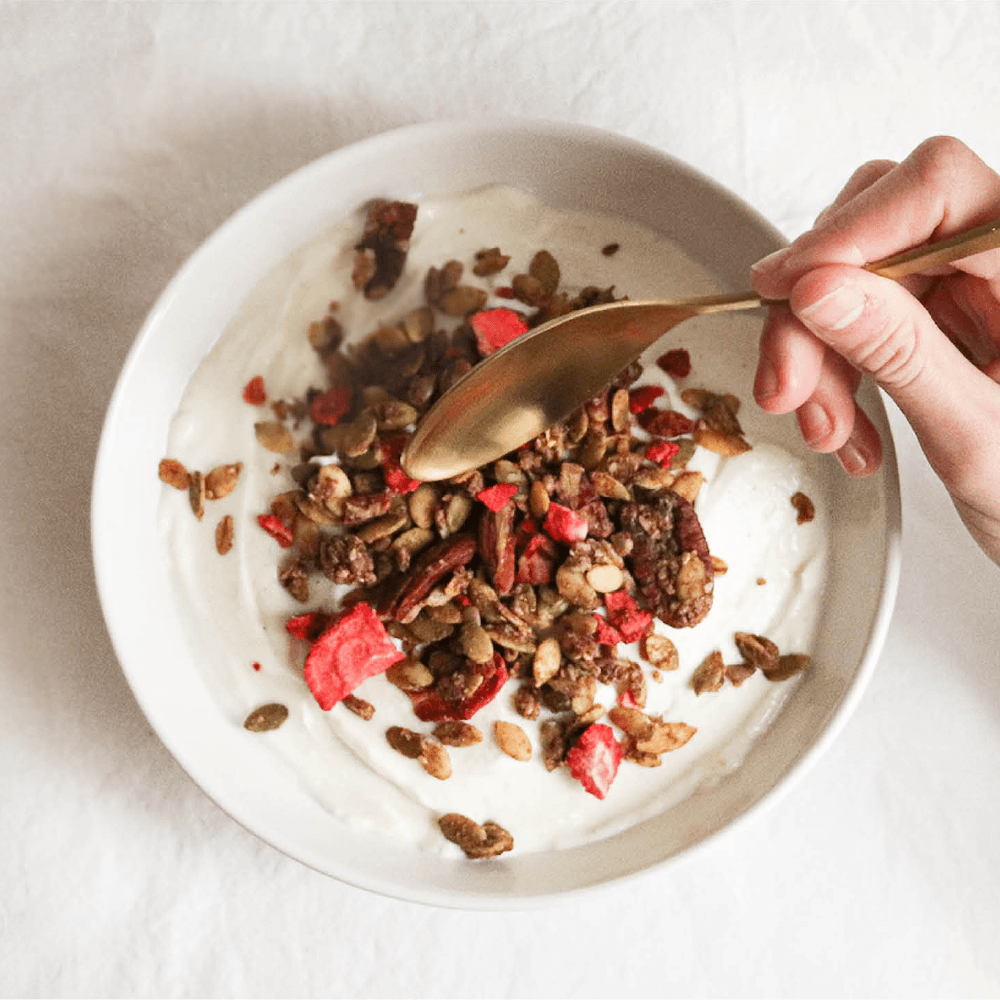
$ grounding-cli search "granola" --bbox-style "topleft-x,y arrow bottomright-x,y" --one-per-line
159,187 -> 828,859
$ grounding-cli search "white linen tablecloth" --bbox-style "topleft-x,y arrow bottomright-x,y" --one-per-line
2,3 -> 999,997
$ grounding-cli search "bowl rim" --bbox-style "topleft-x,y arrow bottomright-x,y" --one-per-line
91,116 -> 902,908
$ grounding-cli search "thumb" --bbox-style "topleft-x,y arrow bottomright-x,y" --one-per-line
789,264 -> 1000,489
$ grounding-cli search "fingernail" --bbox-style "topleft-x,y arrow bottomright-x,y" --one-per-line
751,246 -> 792,276
754,358 -> 779,403
797,400 -> 832,445
799,282 -> 866,331
837,439 -> 869,476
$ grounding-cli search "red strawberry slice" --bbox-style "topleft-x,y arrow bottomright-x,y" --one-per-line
516,533 -> 557,585
646,440 -> 681,467
543,502 -> 588,544
592,614 -> 623,647
379,433 -> 421,495
470,307 -> 529,356
285,611 -> 332,642
257,514 -> 295,548
566,723 -> 623,799
476,482 -> 519,511
604,589 -> 653,643
303,602 -> 404,710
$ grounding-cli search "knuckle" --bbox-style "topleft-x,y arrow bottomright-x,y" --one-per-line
850,295 -> 926,391
906,135 -> 977,196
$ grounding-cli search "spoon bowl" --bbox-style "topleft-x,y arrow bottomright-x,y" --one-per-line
402,216 -> 1000,481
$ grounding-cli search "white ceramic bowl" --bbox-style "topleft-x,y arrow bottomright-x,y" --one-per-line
92,119 -> 901,908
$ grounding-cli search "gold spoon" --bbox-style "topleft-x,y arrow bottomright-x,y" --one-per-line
401,216 -> 1000,481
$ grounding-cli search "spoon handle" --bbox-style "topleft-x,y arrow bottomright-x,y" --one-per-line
665,216 -> 1000,316
863,215 -> 1000,279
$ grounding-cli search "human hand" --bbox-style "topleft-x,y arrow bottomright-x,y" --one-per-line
751,136 -> 1000,566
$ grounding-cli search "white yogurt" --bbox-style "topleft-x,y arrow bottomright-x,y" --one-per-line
160,186 -> 829,855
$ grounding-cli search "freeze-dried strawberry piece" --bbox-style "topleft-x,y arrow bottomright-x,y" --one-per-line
592,614 -> 623,647
646,440 -> 681,467
604,589 -> 653,643
379,433 -> 421,494
617,689 -> 641,709
310,385 -> 352,426
628,385 -> 665,414
516,532 -> 557,585
303,602 -> 404,711
470,307 -> 529,356
408,657 -> 510,722
476,483 -> 518,511
566,723 -> 623,800
242,375 -> 266,405
656,348 -> 691,378
637,407 -> 695,438
286,611 -> 332,642
257,514 -> 294,548
543,503 -> 589,544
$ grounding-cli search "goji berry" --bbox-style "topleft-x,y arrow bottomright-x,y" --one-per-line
242,375 -> 266,406
310,385 -> 352,426
637,408 -> 694,438
656,348 -> 692,378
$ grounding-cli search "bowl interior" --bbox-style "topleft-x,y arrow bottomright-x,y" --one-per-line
92,119 -> 901,907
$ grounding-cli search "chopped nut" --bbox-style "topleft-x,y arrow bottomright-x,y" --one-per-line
493,720 -> 532,761
204,462 -> 242,500
765,652 -> 811,682
694,425 -> 751,457
418,739 -> 452,780
215,514 -> 234,555
433,721 -> 483,747
385,659 -> 435,691
438,813 -> 514,859
791,491 -> 815,524
532,636 -> 562,686
188,470 -> 205,521
158,458 -> 190,491
640,632 -> 678,672
691,650 -> 726,694
243,703 -> 288,732
385,725 -> 424,758
342,694 -> 375,720
254,421 -> 295,453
